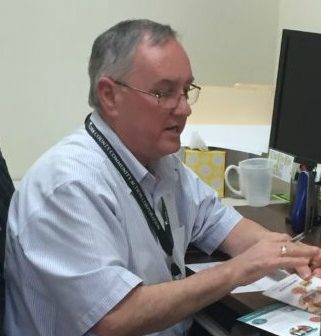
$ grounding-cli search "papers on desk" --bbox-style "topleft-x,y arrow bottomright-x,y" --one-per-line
185,262 -> 288,294
187,262 -> 321,335
238,303 -> 320,336
263,273 -> 321,315
239,273 -> 321,336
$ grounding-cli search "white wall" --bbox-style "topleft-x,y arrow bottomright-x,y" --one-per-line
279,0 -> 321,33
0,0 -> 279,178
276,0 -> 321,71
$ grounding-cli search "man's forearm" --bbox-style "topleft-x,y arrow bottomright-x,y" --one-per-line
92,224 -> 319,336
219,217 -> 276,257
92,262 -> 238,336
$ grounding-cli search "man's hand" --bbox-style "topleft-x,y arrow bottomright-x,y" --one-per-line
225,233 -> 320,287
310,248 -> 321,278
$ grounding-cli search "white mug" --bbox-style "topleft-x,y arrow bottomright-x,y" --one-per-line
224,158 -> 275,207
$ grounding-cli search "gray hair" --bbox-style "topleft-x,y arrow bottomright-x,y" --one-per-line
88,19 -> 177,110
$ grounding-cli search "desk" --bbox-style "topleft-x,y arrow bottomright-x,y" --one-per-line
185,203 -> 321,336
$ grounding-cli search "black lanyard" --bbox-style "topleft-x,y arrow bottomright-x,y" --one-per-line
85,114 -> 181,280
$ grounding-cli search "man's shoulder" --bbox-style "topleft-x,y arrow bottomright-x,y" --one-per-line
21,128 -> 108,192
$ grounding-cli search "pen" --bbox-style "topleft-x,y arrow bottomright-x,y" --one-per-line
291,232 -> 305,242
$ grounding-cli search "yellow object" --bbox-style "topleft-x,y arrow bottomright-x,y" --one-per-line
184,149 -> 225,197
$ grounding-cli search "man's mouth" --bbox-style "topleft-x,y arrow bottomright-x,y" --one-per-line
165,125 -> 180,134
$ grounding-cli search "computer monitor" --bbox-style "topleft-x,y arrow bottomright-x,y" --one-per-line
269,29 -> 321,167
269,29 -> 321,233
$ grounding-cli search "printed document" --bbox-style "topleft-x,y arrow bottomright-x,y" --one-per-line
263,273 -> 321,315
238,302 -> 320,336
239,273 -> 321,335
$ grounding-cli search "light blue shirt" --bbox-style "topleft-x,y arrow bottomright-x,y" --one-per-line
5,111 -> 242,336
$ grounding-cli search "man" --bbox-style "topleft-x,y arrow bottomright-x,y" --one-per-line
4,19 -> 321,336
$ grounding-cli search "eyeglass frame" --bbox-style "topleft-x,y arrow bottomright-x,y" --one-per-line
111,78 -> 201,108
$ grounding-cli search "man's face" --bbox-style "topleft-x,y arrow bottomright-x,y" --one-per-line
111,37 -> 194,165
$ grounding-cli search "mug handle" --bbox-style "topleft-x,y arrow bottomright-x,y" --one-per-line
224,165 -> 242,196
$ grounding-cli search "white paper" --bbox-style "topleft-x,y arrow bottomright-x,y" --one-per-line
186,262 -> 222,273
181,124 -> 271,155
263,273 -> 321,315
269,149 -> 295,183
186,262 -> 288,294
238,303 -> 320,336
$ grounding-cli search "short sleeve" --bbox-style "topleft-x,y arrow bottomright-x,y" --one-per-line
19,180 -> 142,334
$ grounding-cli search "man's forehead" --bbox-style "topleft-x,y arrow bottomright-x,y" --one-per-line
130,38 -> 193,84
152,77 -> 195,87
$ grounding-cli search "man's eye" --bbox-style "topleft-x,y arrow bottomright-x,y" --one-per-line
183,86 -> 192,97
153,90 -> 174,98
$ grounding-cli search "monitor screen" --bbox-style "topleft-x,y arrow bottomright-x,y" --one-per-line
269,29 -> 321,166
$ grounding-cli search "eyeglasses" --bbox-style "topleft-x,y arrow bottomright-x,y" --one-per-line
113,79 -> 201,109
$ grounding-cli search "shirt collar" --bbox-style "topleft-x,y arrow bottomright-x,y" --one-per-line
90,111 -> 149,184
89,111 -> 179,186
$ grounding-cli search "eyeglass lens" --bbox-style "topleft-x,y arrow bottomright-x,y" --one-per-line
160,86 -> 200,109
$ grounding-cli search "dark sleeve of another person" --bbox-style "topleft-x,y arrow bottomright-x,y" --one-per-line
0,149 -> 14,335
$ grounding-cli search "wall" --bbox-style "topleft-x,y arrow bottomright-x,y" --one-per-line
276,0 -> 321,66
189,85 -> 274,125
279,0 -> 321,33
0,0 -> 279,179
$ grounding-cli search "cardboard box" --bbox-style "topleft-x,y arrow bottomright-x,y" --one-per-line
184,148 -> 225,198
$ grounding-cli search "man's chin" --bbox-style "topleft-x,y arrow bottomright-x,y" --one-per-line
161,140 -> 181,157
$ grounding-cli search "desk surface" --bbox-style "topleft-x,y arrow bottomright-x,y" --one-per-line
185,203 -> 321,335
236,204 -> 321,247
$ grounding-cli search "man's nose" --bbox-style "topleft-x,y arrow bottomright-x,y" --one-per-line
173,95 -> 192,116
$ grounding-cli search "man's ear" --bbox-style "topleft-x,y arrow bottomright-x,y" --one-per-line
96,77 -> 118,116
